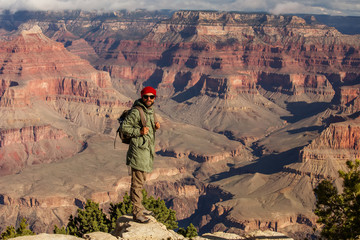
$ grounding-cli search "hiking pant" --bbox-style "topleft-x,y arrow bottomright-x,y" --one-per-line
130,168 -> 147,217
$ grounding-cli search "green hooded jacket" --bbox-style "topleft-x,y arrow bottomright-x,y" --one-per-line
122,99 -> 156,172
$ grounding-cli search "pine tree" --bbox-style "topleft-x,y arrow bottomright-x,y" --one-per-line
53,225 -> 67,234
185,223 -> 198,238
66,199 -> 110,237
177,223 -> 198,239
109,192 -> 133,230
142,190 -> 178,230
0,218 -> 34,240
314,159 -> 360,239
0,191 -> 195,238
108,190 -> 179,230
16,218 -> 34,237
0,226 -> 17,240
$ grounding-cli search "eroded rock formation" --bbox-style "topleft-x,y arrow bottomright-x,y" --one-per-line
0,25 -> 128,175
0,10 -> 359,240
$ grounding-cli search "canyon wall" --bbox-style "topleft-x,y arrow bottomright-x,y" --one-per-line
0,10 -> 359,239
297,119 -> 360,179
0,25 -> 127,176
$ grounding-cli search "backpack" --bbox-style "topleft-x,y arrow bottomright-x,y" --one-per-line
114,106 -> 146,147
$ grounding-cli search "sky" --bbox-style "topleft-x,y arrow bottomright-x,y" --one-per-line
0,0 -> 359,16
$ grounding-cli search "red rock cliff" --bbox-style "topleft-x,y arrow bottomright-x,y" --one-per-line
298,119 -> 360,178
0,25 -> 127,176
82,11 -> 359,103
0,25 -> 116,107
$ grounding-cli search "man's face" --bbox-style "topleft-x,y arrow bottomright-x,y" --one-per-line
142,93 -> 156,108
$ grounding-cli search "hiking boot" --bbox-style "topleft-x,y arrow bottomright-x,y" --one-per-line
142,209 -> 154,216
133,214 -> 150,224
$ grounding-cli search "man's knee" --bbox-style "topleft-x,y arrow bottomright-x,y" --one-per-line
131,168 -> 147,185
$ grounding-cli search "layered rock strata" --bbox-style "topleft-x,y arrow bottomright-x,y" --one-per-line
0,25 -> 128,175
296,119 -> 360,178
0,26 -> 117,107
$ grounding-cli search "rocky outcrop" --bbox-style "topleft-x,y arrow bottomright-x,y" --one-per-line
295,118 -> 360,178
0,124 -> 79,176
10,234 -> 83,240
197,72 -> 335,100
0,125 -> 68,148
157,145 -> 246,163
303,122 -> 360,151
195,194 -> 316,238
258,72 -> 335,98
334,84 -> 360,113
112,215 -> 184,240
102,215 -> 293,240
8,216 -> 293,240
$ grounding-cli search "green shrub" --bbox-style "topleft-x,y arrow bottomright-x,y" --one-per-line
177,223 -> 198,239
66,199 -> 110,237
109,190 -> 178,230
1,218 -> 34,240
142,190 -> 178,230
314,159 -> 360,239
53,225 -> 67,234
0,226 -> 16,240
108,192 -> 133,230
2,190 -> 197,239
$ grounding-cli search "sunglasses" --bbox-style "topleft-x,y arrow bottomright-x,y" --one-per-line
142,95 -> 155,100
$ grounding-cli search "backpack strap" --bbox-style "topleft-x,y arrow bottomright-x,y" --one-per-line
154,112 -> 158,123
134,106 -> 147,128
114,107 -> 147,149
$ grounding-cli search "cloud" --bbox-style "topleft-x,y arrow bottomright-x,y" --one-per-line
269,0 -> 359,15
0,0 -> 359,16
270,2 -> 340,15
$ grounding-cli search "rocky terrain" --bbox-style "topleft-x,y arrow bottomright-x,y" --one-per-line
9,215 -> 294,240
0,10 -> 359,240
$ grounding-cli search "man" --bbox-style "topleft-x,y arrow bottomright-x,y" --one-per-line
121,86 -> 160,223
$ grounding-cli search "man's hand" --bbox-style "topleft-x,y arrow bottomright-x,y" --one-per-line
155,122 -> 160,130
140,127 -> 149,135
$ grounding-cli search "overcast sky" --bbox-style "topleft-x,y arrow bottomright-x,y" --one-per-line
1,0 -> 359,16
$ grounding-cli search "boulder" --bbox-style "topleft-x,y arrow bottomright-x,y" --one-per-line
111,215 -> 185,240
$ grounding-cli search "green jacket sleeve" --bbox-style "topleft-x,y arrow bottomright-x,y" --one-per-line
122,109 -> 141,137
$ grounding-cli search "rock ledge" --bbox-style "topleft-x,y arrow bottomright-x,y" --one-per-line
9,215 -> 293,240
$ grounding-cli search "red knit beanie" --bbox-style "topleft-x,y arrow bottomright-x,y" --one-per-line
141,86 -> 157,97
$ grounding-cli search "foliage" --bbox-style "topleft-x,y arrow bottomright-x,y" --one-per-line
108,192 -> 133,230
0,226 -> 16,240
1,218 -> 34,240
177,223 -> 198,239
314,159 -> 360,239
2,191 -> 196,239
16,219 -> 34,237
142,190 -> 178,230
109,190 -> 178,230
53,225 -> 67,234
66,199 -> 110,237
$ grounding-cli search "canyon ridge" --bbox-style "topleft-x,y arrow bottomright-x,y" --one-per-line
0,10 -> 359,240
